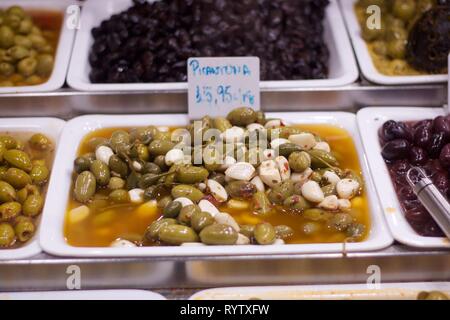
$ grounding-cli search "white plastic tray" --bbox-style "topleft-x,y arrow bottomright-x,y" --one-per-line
357,107 -> 450,249
190,282 -> 450,300
340,0 -> 447,85
67,0 -> 358,92
0,289 -> 165,300
0,0 -> 76,94
0,117 -> 65,260
39,112 -> 392,258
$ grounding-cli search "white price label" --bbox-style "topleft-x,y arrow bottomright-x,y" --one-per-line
188,57 -> 260,119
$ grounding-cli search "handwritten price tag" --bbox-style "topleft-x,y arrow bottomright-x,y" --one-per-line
188,57 -> 260,119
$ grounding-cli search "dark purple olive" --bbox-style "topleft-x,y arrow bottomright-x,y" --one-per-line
398,186 -> 416,201
381,139 -> 410,161
427,132 -> 447,158
389,159 -> 411,176
422,221 -> 445,237
433,172 -> 449,195
433,116 -> 450,138
380,120 -> 412,142
414,124 -> 432,148
405,207 -> 430,223
413,119 -> 432,130
439,144 -> 450,168
409,146 -> 428,165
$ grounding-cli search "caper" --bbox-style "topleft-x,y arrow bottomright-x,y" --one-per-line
283,195 -> 311,211
171,185 -> 204,202
191,211 -> 215,232
240,224 -> 255,239
0,201 -> 21,221
30,165 -> 49,185
308,149 -> 339,169
274,225 -> 294,239
321,184 -> 337,197
289,151 -> 311,173
130,126 -> 156,144
199,224 -> 238,245
159,224 -> 199,245
278,143 -> 302,158
109,189 -> 129,203
144,218 -> 177,241
126,171 -> 141,190
303,208 -> 332,222
268,180 -> 295,204
226,181 -> 256,199
227,107 -> 257,126
0,223 -> 15,247
141,162 -> 161,175
153,155 -> 168,171
177,204 -> 201,226
154,131 -> 171,142
138,173 -> 160,189
109,130 -> 130,151
176,166 -> 209,184
74,156 -> 91,174
74,171 -> 96,203
108,155 -> 128,178
131,143 -> 150,162
208,172 -> 226,186
14,218 -> 35,242
3,149 -> 32,171
254,223 -> 276,245
163,200 -> 182,218
329,213 -> 353,232
0,181 -> 16,203
36,54 -> 53,77
157,195 -> 173,209
90,160 -> 110,186
148,140 -> 175,156
23,194 -> 43,217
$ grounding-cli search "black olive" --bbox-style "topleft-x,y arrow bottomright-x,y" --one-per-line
427,132 -> 447,159
381,139 -> 410,161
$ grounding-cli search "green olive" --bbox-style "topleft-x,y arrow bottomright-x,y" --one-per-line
308,149 -> 338,169
0,223 -> 15,247
227,107 -> 257,126
14,35 -> 33,49
141,162 -> 161,175
303,208 -> 332,222
268,127 -> 302,140
144,218 -> 177,241
135,144 -> 150,162
329,213 -> 353,232
254,223 -> 276,245
108,189 -> 129,203
177,204 -> 201,226
274,225 -> 294,239
199,224 -> 238,245
130,126 -> 156,144
159,224 -> 199,245
283,195 -> 311,211
321,184 -> 337,197
17,57 -> 37,77
108,155 -> 128,178
226,181 -> 256,199
4,167 -> 31,189
268,180 -> 295,205
0,201 -> 21,221
90,160 -> 110,186
30,165 -> 49,185
7,45 -> 29,61
163,200 -> 182,218
256,111 -> 266,125
148,140 -> 175,156
171,185 -> 204,202
392,0 -> 416,21
278,143 -> 302,158
0,26 -> 15,49
36,54 -> 53,77
0,135 -> 17,149
18,18 -> 33,34
29,133 -> 52,151
213,117 -> 232,132
191,211 -> 215,232
209,172 -> 226,186
0,61 -> 14,76
346,223 -> 366,239
25,75 -> 42,85
74,171 -> 96,203
153,155 -> 168,171
16,187 -> 28,204
74,156 -> 92,174
3,149 -> 32,172
372,40 -> 387,56
289,151 -> 311,173
108,177 -> 125,190
22,194 -> 44,217
176,166 -> 209,184
387,39 -> 406,59
0,166 -> 7,180
14,218 -> 35,242
361,23 -> 385,41
7,6 -> 26,19
0,181 -> 16,203
385,27 -> 407,42
417,291 -> 449,300
253,190 -> 272,215
29,34 -> 47,51
86,137 -> 108,151
240,224 -> 255,239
